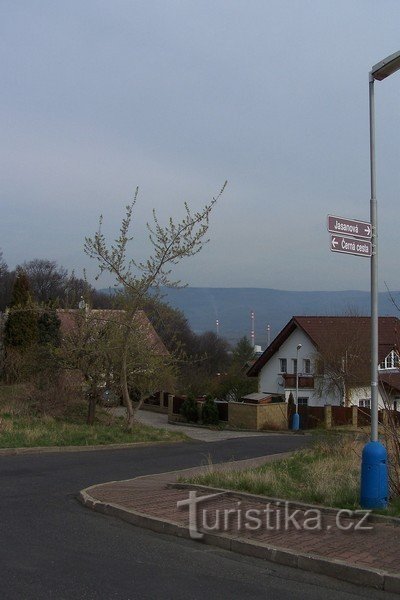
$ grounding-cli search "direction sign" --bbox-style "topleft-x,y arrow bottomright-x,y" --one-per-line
327,215 -> 372,240
330,235 -> 372,258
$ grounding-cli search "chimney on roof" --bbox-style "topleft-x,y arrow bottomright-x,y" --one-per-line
78,297 -> 89,313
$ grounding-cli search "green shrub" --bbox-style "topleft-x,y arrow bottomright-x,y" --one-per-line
180,395 -> 199,423
201,396 -> 219,425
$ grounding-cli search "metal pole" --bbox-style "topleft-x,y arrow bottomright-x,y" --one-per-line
360,70 -> 388,509
369,74 -> 379,443
295,345 -> 300,414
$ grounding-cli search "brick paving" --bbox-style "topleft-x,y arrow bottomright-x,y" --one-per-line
84,455 -> 400,576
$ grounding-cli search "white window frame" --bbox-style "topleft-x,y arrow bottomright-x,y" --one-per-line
292,359 -> 297,374
359,399 -> 371,409
279,358 -> 287,373
303,359 -> 311,374
297,397 -> 308,406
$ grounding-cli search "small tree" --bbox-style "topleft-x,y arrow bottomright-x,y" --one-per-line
180,395 -> 199,423
38,306 -> 61,346
61,306 -> 176,425
61,309 -> 116,425
0,250 -> 13,311
232,336 -> 255,369
4,269 -> 38,349
210,336 -> 257,402
201,396 -> 219,425
84,184 -> 226,428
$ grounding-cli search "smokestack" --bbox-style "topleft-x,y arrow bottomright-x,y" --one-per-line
250,310 -> 255,347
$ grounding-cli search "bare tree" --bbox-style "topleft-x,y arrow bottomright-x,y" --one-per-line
21,258 -> 113,309
84,184 -> 226,428
314,313 -> 370,405
61,309 -> 116,424
22,259 -> 68,304
0,250 -> 14,311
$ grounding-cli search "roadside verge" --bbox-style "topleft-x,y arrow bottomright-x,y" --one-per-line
0,439 -> 184,457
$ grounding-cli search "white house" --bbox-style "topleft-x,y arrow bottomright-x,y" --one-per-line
247,316 -> 400,409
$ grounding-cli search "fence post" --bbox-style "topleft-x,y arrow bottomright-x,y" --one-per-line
352,405 -> 358,429
168,394 -> 174,420
324,405 -> 332,429
197,400 -> 203,422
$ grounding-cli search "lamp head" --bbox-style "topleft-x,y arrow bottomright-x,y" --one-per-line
371,51 -> 400,81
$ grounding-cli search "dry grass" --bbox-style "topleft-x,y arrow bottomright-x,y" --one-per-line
0,383 -> 187,448
183,435 -> 363,509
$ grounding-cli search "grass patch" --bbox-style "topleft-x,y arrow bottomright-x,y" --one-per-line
0,417 -> 187,448
0,384 -> 187,448
182,435 -> 363,510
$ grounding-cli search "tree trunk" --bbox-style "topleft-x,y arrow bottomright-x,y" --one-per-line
120,346 -> 135,430
137,392 -> 144,411
87,394 -> 97,426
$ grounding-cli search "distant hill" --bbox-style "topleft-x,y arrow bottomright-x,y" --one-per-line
99,286 -> 400,348
153,287 -> 400,347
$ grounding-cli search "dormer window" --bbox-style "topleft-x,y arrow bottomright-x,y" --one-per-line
379,350 -> 400,370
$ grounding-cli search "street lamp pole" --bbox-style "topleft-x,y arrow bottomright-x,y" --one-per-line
369,70 -> 379,443
296,343 -> 301,413
292,343 -> 302,430
361,51 -> 400,510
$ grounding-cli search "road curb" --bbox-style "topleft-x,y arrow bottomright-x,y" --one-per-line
0,439 -> 183,457
79,476 -> 400,593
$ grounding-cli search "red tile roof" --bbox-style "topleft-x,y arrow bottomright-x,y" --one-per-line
247,316 -> 400,376
57,309 -> 168,356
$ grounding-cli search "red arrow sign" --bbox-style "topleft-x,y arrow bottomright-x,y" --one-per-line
327,215 -> 372,240
330,235 -> 372,258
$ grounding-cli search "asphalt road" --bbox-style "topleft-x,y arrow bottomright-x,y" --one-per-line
0,435 -> 395,600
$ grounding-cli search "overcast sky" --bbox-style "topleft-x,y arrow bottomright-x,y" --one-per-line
1,1 -> 400,291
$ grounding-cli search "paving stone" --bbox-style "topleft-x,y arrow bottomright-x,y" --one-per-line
81,454 -> 400,586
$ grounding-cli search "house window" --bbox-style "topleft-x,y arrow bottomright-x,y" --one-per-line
303,359 -> 311,374
359,399 -> 371,409
298,397 -> 308,406
379,350 -> 400,370
292,359 -> 297,374
279,359 -> 287,373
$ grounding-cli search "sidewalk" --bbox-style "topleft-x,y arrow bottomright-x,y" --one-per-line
80,454 -> 400,593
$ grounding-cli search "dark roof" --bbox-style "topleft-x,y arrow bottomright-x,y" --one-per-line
247,316 -> 400,377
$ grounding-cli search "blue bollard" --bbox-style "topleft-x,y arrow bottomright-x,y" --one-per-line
360,441 -> 388,509
292,412 -> 300,431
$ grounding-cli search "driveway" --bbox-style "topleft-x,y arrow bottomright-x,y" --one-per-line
113,407 -> 291,441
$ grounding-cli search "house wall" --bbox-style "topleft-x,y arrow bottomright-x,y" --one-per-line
349,386 -> 400,410
257,327 -> 341,407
